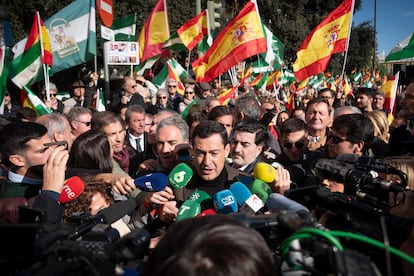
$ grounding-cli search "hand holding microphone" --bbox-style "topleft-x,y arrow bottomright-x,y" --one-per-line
253,162 -> 291,195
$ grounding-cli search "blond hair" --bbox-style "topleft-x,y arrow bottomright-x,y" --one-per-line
382,156 -> 414,190
366,110 -> 390,143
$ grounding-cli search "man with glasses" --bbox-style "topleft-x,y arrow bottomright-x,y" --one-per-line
166,79 -> 183,112
110,76 -> 145,114
275,118 -> 312,187
66,107 -> 92,140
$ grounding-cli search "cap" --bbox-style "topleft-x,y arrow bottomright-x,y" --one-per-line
199,82 -> 211,90
183,76 -> 196,84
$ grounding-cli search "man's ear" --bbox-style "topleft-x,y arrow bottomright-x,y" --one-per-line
354,141 -> 364,154
9,154 -> 25,167
70,120 -> 77,130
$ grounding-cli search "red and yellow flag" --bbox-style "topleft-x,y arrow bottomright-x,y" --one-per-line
285,92 -> 295,111
218,85 -> 238,105
177,10 -> 208,51
382,72 -> 400,124
293,0 -> 354,81
138,0 -> 169,62
192,2 -> 267,82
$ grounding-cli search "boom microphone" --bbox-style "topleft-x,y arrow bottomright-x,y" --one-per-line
168,163 -> 193,189
67,198 -> 137,240
253,162 -> 276,183
266,193 -> 309,213
134,173 -> 168,192
59,176 -> 85,203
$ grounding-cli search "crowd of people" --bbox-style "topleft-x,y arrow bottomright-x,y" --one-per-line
1,70 -> 414,274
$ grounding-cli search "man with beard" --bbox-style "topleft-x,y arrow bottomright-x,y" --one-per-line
355,87 -> 375,113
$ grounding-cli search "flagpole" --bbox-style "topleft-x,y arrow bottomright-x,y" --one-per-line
186,50 -> 192,73
340,0 -> 355,81
37,11 -> 50,101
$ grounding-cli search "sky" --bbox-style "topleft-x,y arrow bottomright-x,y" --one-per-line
353,0 -> 414,57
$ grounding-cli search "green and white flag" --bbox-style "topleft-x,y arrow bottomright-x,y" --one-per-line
261,25 -> 284,71
102,14 -> 136,41
22,85 -> 52,116
153,59 -> 189,93
162,32 -> 187,51
10,0 -> 96,78
135,55 -> 159,75
96,88 -> 106,111
279,69 -> 296,86
0,46 -> 9,114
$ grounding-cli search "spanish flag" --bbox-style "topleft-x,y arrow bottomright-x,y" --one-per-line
177,10 -> 208,51
192,2 -> 267,82
382,72 -> 400,124
293,0 -> 354,81
138,0 -> 169,62
218,85 -> 238,105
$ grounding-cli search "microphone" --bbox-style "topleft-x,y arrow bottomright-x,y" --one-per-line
213,189 -> 238,214
253,162 -> 276,183
266,193 -> 309,213
249,179 -> 273,202
187,190 -> 214,210
196,209 -> 217,217
168,163 -> 193,189
134,173 -> 168,192
59,176 -> 85,203
315,159 -> 405,194
229,182 -> 264,214
176,200 -> 201,221
67,198 -> 137,240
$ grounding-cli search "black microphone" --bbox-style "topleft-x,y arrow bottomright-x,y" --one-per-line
67,199 -> 137,240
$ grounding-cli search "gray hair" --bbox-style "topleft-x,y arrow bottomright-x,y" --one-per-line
67,107 -> 92,123
36,113 -> 68,139
157,88 -> 169,98
334,105 -> 362,118
156,115 -> 189,142
41,82 -> 58,95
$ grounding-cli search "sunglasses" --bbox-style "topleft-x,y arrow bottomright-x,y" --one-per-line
184,91 -> 194,95
283,140 -> 306,150
50,93 -> 57,97
76,120 -> 91,127
158,96 -> 167,99
329,134 -> 349,144
168,85 -> 177,88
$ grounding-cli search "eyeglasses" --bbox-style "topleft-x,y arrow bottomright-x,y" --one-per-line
283,140 -> 306,150
184,91 -> 194,95
329,134 -> 349,144
168,85 -> 177,88
76,120 -> 91,127
49,93 -> 57,97
158,96 -> 167,99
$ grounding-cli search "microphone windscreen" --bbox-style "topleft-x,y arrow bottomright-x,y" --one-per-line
253,162 -> 276,183
99,198 -> 137,224
176,200 -> 201,221
213,189 -> 238,214
134,173 -> 168,192
196,209 -> 217,217
168,163 -> 193,189
249,179 -> 272,203
59,176 -> 85,203
229,182 -> 252,207
336,153 -> 359,164
188,190 -> 214,210
267,193 -> 309,213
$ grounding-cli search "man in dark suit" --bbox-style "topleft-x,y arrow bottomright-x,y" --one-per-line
125,105 -> 155,177
110,76 -> 145,115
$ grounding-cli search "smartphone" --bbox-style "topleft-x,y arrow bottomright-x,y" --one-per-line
44,140 -> 68,150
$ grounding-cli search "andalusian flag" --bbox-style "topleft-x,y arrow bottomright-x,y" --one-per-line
293,0 -> 354,81
0,47 -> 9,114
261,25 -> 284,71
153,59 -> 189,95
10,0 -> 96,78
138,0 -> 169,62
96,88 -> 106,111
177,10 -> 208,51
192,1 -> 267,82
21,85 -> 52,116
163,32 -> 187,51
382,72 -> 400,124
279,69 -> 296,86
11,12 -> 52,89
111,14 -> 136,41
218,85 -> 238,105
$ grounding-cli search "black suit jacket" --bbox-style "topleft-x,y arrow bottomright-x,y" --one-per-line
126,132 -> 156,178
110,92 -> 145,114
